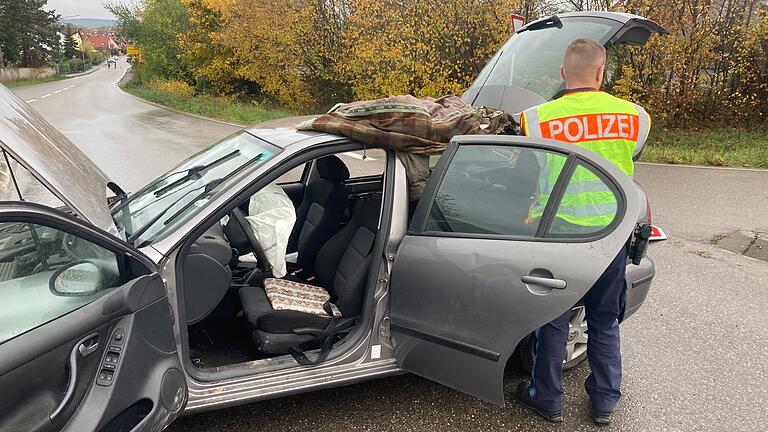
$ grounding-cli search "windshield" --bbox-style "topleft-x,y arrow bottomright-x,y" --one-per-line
111,132 -> 280,246
468,17 -> 621,101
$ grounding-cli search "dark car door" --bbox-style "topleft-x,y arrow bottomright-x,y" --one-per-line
0,203 -> 185,432
389,135 -> 640,406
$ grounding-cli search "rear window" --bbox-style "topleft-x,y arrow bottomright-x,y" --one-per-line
468,17 -> 621,101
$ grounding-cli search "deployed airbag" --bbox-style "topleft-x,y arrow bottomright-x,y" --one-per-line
246,184 -> 296,278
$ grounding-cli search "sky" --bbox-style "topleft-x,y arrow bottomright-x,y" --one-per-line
45,0 -> 116,20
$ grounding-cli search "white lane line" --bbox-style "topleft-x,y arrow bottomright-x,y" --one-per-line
53,90 -> 62,94
26,98 -> 38,103
342,152 -> 377,161
39,93 -> 52,99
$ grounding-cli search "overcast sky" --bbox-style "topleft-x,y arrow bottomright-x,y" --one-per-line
46,0 -> 116,20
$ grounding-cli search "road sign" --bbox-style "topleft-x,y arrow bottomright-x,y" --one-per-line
511,14 -> 526,32
649,225 -> 667,241
126,45 -> 140,55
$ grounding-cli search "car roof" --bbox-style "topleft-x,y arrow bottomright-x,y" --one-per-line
245,115 -> 345,149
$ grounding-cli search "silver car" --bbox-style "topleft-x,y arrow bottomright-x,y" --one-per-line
0,12 -> 662,432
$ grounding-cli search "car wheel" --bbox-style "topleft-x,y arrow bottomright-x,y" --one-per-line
516,306 -> 589,373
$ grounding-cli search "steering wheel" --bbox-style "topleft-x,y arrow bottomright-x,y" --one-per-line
228,207 -> 272,275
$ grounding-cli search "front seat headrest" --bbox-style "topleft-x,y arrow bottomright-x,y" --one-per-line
316,155 -> 350,182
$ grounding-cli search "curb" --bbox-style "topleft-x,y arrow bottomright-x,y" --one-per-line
636,161 -> 768,172
115,69 -> 245,129
64,65 -> 101,78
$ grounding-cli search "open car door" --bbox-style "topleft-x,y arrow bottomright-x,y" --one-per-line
0,203 -> 185,432
389,135 -> 640,405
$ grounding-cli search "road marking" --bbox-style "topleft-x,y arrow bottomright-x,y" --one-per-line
53,90 -> 61,94
342,152 -> 376,161
25,98 -> 37,103
39,93 -> 52,99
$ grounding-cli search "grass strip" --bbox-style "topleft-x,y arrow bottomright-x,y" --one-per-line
3,75 -> 68,89
642,128 -> 768,168
121,81 -> 292,126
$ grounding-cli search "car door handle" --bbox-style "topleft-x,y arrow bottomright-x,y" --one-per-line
521,275 -> 567,290
50,333 -> 99,420
78,337 -> 99,357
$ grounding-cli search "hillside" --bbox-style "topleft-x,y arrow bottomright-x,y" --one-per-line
61,18 -> 116,29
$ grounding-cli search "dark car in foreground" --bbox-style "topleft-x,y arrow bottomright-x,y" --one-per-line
0,11 -> 662,432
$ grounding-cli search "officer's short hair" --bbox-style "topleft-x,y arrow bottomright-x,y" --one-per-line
562,38 -> 606,81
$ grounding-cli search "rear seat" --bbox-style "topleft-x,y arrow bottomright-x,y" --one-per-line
238,197 -> 381,354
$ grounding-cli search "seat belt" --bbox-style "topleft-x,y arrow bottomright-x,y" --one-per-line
289,301 -> 357,366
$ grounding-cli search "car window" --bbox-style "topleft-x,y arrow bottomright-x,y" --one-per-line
547,162 -> 619,237
0,221 -> 121,344
275,163 -> 306,184
467,17 -> 620,101
425,145 -> 567,236
111,131 -> 281,245
337,148 -> 386,178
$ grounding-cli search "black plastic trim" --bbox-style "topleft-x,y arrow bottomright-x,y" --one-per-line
390,323 -> 500,362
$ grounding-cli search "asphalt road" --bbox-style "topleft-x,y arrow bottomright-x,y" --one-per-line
10,58 -> 768,431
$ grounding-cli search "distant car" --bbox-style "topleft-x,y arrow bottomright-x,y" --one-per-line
107,56 -> 118,67
0,11 -> 662,432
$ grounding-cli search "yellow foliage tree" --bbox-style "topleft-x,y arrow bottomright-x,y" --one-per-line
341,0 -> 523,100
178,0 -> 240,96
205,0 -> 351,110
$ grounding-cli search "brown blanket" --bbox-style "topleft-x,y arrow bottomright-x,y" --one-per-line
297,94 -> 516,201
297,94 -> 515,155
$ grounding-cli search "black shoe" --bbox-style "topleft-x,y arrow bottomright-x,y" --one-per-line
514,382 -> 563,423
590,406 -> 614,426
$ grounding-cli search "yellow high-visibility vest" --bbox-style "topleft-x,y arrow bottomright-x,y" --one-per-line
521,90 -> 651,227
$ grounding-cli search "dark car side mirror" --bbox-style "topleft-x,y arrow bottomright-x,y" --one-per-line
49,261 -> 103,296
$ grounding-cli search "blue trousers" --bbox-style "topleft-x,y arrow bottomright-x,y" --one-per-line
529,248 -> 627,412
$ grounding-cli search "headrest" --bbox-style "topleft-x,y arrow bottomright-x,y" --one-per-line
316,155 -> 350,182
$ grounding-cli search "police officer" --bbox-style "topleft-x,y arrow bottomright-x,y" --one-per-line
514,38 -> 651,426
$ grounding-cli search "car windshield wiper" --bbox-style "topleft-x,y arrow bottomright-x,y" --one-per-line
127,178 -> 224,244
519,15 -> 562,32
154,150 -> 245,198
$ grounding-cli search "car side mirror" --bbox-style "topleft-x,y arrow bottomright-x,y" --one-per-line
50,261 -> 103,296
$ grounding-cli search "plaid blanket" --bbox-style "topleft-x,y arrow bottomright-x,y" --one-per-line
297,95 -> 515,155
297,95 -> 516,200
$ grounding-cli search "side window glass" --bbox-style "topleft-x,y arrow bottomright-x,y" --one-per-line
338,148 -> 386,178
0,222 -> 121,344
548,163 -> 619,236
276,163 -> 306,184
425,145 -> 567,236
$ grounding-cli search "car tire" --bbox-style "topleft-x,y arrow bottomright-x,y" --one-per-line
516,305 -> 589,373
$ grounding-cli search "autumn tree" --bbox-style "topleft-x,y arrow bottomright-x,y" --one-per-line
204,0 -> 352,110
108,0 -> 191,82
341,0 -> 524,100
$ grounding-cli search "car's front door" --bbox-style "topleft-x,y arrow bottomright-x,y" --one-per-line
0,203 -> 185,432
389,135 -> 640,405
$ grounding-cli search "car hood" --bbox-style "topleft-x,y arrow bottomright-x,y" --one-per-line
0,85 -> 118,234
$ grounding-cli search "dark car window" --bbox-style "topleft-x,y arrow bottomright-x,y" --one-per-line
425,145 -> 567,237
